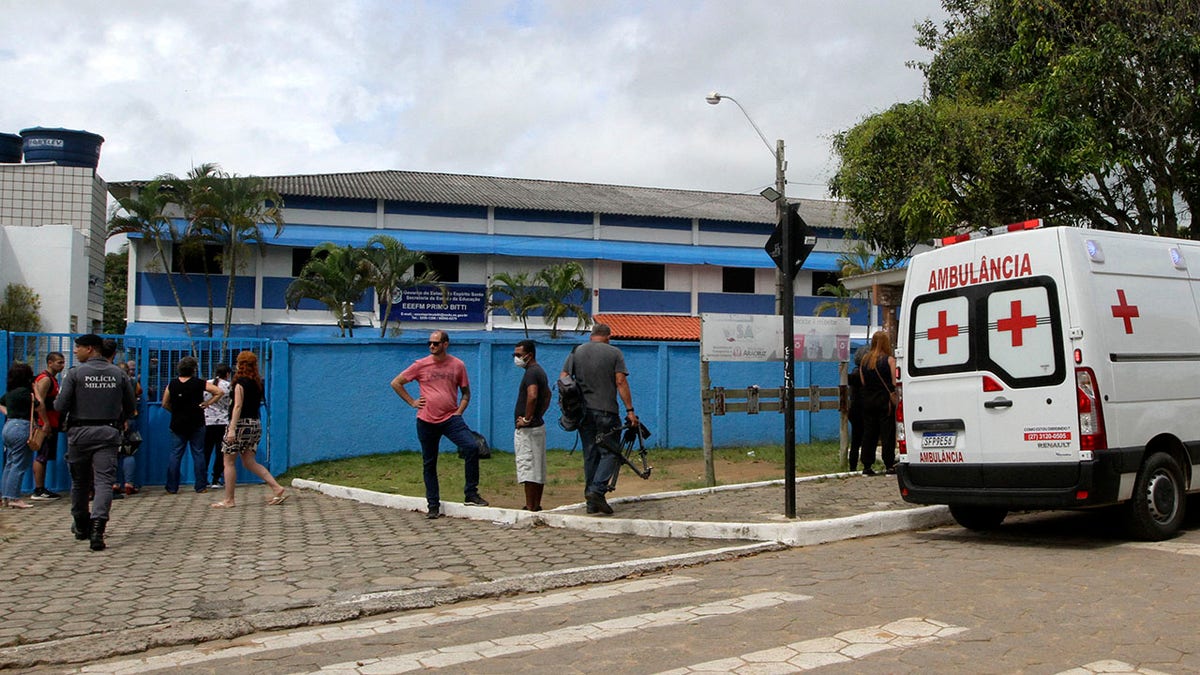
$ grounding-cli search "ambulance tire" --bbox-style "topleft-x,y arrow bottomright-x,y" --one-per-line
1123,451 -> 1185,541
949,505 -> 1007,531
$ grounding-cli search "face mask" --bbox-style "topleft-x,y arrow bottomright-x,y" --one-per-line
513,355 -> 527,368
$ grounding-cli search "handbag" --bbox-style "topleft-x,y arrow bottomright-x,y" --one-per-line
120,428 -> 143,457
27,399 -> 47,452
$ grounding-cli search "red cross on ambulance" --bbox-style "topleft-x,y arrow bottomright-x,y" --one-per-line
1110,289 -> 1139,334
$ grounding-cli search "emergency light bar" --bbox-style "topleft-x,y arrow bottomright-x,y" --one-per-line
934,218 -> 1043,248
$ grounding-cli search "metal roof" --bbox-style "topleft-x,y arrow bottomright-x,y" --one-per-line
109,169 -> 854,229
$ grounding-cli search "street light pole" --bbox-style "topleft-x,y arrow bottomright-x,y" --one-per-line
708,93 -> 798,518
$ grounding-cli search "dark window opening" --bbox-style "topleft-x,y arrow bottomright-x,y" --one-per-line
812,271 -> 839,296
722,267 -> 756,294
415,254 -> 460,283
621,263 -> 665,290
172,243 -> 222,274
292,248 -> 313,277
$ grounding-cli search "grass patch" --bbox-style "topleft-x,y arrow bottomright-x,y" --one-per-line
280,440 -> 844,509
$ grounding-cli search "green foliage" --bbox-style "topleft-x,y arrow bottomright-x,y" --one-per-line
0,284 -> 42,332
535,261 -> 591,338
487,271 -> 541,337
831,0 -> 1200,251
103,249 -> 128,334
363,234 -> 441,338
285,242 -> 373,337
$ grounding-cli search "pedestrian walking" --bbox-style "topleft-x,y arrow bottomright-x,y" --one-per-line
1,362 -> 37,509
30,352 -> 65,500
390,330 -> 489,519
211,351 -> 287,508
54,334 -> 136,550
512,339 -> 550,512
161,356 -> 224,494
561,323 -> 638,515
202,363 -> 232,488
858,330 -> 898,476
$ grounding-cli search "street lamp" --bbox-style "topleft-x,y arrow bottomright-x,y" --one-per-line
707,91 -> 798,519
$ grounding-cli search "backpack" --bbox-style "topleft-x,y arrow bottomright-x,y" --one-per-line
557,346 -> 584,432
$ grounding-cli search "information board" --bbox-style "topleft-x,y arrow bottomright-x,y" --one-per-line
701,313 -> 851,362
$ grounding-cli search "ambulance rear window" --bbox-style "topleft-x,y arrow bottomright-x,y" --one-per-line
907,276 -> 1065,387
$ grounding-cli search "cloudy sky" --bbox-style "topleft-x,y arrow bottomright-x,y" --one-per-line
2,0 -> 944,201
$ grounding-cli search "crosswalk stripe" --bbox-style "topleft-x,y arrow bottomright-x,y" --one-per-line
77,576 -> 697,674
305,591 -> 811,674
655,617 -> 966,673
1055,660 -> 1171,674
1122,541 -> 1200,557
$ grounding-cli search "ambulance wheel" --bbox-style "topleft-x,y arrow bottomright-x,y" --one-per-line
1124,452 -> 1185,541
949,505 -> 1007,531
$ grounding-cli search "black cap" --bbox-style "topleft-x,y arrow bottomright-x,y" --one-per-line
74,333 -> 103,349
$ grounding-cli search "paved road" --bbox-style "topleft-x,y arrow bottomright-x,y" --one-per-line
63,507 -> 1200,674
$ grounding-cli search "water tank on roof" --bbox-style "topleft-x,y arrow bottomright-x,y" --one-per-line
19,127 -> 105,169
0,133 -> 21,163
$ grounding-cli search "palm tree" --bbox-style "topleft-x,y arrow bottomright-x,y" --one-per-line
107,179 -> 196,346
362,234 -> 440,337
284,243 -> 373,337
488,271 -> 541,337
191,170 -> 285,345
167,163 -> 222,335
813,282 -> 857,318
535,261 -> 591,339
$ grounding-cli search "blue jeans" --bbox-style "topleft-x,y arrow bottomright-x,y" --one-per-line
166,426 -> 207,493
579,409 -> 621,496
415,415 -> 480,508
115,453 -> 136,487
2,419 -> 33,500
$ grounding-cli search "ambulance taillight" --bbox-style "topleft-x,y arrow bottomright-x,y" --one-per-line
1076,367 -> 1107,451
895,384 -> 906,457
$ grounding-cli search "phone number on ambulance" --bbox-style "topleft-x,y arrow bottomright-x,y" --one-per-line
1023,432 -> 1072,441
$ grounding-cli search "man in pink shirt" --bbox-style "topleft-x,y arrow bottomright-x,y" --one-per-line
391,330 -> 489,519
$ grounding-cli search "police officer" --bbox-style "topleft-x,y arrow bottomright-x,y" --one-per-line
55,334 -> 135,551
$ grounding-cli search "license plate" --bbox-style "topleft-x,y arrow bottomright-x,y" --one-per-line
921,431 -> 957,449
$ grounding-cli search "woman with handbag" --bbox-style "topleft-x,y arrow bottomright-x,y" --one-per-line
858,330 -> 898,476
0,362 -> 37,509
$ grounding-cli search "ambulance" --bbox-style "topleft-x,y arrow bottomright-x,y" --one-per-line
895,221 -> 1200,540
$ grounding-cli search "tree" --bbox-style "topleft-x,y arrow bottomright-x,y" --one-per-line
362,234 -> 440,337
107,179 -> 196,345
284,243 -> 372,337
488,271 -> 541,337
168,163 -> 223,336
535,261 -> 591,339
830,0 -> 1200,254
0,284 -> 42,332
103,248 -> 128,335
188,169 -> 285,345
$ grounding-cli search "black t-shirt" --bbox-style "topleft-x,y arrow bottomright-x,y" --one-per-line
233,377 -> 262,420
513,363 -> 550,427
167,377 -> 206,435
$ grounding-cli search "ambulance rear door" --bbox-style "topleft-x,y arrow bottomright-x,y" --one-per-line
904,229 -> 1078,486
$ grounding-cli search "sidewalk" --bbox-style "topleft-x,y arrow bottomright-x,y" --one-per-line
0,473 -> 950,669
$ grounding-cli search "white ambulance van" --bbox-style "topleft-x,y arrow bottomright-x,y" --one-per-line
896,221 -> 1200,540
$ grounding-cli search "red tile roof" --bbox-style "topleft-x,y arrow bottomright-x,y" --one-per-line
595,314 -> 700,341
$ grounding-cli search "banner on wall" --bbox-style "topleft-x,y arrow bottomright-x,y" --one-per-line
700,313 -> 850,363
389,284 -> 487,323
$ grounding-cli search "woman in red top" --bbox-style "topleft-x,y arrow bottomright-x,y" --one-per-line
211,351 -> 286,508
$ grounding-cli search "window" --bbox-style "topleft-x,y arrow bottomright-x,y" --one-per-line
292,248 -> 314,277
415,254 -> 460,283
722,267 -> 755,294
907,277 -> 1065,388
812,272 -> 839,296
621,263 -> 665,290
172,243 -> 222,274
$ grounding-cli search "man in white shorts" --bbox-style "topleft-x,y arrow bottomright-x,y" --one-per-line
512,339 -> 550,511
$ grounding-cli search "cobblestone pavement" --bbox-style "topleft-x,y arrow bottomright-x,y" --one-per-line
0,474 -> 920,669
573,472 -> 912,522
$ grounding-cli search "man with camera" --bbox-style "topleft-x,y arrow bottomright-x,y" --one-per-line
561,323 -> 638,515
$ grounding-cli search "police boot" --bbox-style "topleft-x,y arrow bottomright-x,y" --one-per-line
89,518 -> 107,551
71,516 -> 92,541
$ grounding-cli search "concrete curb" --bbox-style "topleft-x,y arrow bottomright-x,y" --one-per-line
291,475 -> 955,547
0,541 -> 782,670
